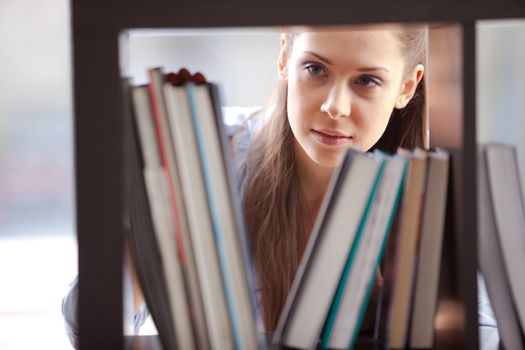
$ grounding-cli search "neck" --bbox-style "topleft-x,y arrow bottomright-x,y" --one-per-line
294,141 -> 336,222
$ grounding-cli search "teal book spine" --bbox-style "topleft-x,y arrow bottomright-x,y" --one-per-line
186,83 -> 241,350
346,157 -> 408,350
320,155 -> 386,349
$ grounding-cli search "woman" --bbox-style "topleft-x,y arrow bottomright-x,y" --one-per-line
62,23 -> 427,346
239,24 -> 426,331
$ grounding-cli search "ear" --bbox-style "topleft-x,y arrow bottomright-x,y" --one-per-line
278,33 -> 289,82
394,64 -> 424,109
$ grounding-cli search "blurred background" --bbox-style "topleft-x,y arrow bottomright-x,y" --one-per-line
0,0 -> 524,348
0,0 -> 75,349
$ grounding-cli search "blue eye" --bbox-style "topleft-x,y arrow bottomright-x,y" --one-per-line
305,63 -> 327,77
356,75 -> 381,87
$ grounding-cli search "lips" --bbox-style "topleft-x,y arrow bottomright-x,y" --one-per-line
311,128 -> 353,146
314,129 -> 351,138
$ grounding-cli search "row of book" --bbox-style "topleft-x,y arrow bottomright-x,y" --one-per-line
273,148 -> 450,350
123,67 -> 264,350
272,143 -> 525,350
123,66 -> 525,350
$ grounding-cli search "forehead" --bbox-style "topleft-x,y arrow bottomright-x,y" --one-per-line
290,27 -> 403,66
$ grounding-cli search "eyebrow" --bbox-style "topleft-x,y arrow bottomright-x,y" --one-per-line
357,67 -> 390,73
302,51 -> 390,73
304,51 -> 333,65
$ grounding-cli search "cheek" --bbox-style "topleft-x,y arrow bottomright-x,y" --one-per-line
286,83 -> 301,130
354,100 -> 396,150
287,79 -> 321,128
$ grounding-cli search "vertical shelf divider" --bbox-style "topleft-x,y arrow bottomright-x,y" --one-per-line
461,20 -> 479,350
73,2 -> 124,347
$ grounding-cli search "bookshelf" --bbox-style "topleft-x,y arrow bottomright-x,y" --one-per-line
72,1 -> 525,349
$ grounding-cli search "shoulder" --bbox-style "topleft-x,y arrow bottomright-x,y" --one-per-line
62,277 -> 79,348
222,106 -> 270,174
222,106 -> 265,158
221,106 -> 267,196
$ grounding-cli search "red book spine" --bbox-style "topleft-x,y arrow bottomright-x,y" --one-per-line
147,69 -> 187,265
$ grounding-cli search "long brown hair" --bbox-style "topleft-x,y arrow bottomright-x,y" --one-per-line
241,25 -> 428,331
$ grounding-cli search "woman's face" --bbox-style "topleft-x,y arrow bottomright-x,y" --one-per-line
280,28 -> 422,167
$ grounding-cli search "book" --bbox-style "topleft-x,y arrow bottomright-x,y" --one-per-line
409,150 -> 449,348
185,82 -> 261,349
163,81 -> 234,349
478,144 -> 525,350
273,150 -> 385,349
126,68 -> 263,349
483,143 -> 525,336
148,67 -> 211,350
387,149 -> 428,349
123,78 -> 178,350
321,153 -> 407,350
131,84 -> 196,349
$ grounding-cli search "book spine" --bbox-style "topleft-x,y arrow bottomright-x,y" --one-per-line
347,158 -> 408,350
387,152 -> 427,349
147,68 -> 188,265
320,157 -> 386,348
186,83 -> 240,349
165,83 -> 233,349
208,83 -> 265,348
148,69 -> 200,349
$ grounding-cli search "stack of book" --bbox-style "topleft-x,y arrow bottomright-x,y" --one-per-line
123,67 -> 264,350
273,148 -> 451,350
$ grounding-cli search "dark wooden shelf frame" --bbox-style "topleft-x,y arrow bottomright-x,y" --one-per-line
72,1 -> 525,349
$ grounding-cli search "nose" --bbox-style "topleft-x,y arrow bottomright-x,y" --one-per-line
320,83 -> 351,120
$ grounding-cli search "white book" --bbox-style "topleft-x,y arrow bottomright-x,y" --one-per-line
410,150 -> 449,348
132,86 -> 162,167
132,85 -> 195,350
164,83 -> 234,350
478,144 -> 524,350
143,169 -> 195,349
326,155 -> 407,350
274,151 -> 384,350
484,143 -> 525,334
187,83 -> 259,350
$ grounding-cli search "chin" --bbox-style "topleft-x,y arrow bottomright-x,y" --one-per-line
309,149 -> 345,168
